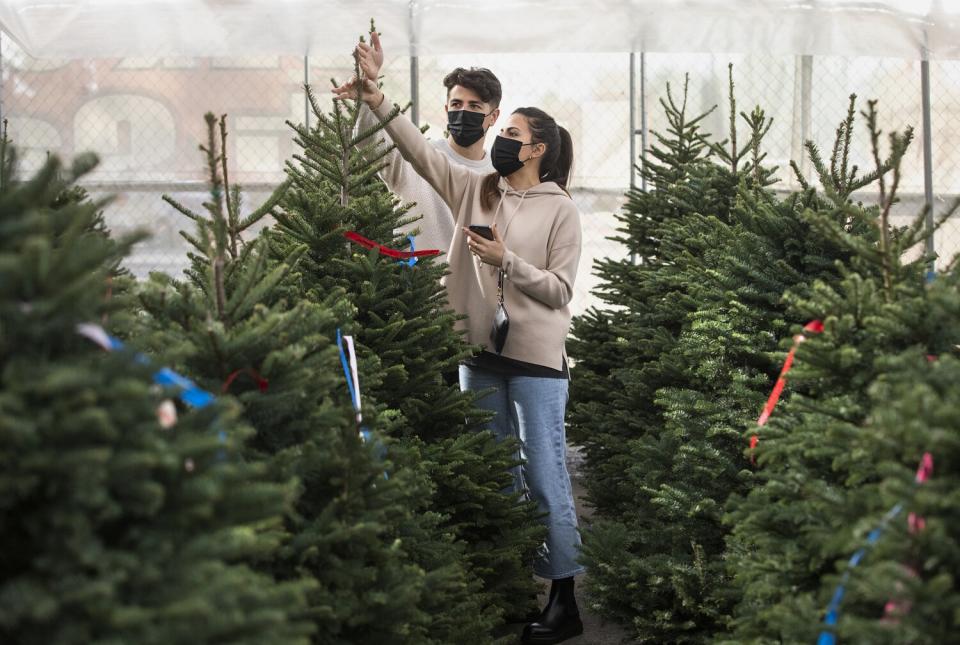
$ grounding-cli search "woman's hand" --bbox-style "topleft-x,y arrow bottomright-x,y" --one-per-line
331,77 -> 383,108
463,224 -> 506,267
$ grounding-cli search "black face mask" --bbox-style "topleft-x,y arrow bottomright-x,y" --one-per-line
447,109 -> 489,147
491,136 -> 535,177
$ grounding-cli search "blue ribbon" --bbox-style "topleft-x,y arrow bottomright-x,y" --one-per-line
336,328 -> 360,412
154,367 -> 216,408
816,503 -> 905,643
401,235 -> 418,267
336,327 -> 387,477
78,324 -> 216,409
77,323 -> 226,462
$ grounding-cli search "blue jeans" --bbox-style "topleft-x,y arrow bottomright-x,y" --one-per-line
459,364 -> 585,579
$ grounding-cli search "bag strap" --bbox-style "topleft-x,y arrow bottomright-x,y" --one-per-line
497,268 -> 505,306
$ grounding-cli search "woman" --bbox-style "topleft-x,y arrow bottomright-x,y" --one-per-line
334,42 -> 584,645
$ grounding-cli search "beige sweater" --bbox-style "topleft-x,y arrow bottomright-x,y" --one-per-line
356,104 -> 493,254
373,97 -> 582,370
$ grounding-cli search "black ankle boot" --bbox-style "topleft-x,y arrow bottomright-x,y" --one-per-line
521,577 -> 583,644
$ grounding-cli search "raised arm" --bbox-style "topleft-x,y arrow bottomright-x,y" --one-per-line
354,103 -> 412,193
333,33 -> 477,216
367,93 -> 474,215
349,32 -> 418,194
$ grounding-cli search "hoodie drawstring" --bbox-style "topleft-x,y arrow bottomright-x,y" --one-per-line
488,188 -> 530,277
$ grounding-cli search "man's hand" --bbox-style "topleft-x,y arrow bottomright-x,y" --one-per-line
356,30 -> 384,82
463,224 -> 506,267
331,30 -> 386,108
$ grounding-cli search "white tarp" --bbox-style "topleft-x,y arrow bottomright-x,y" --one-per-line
2,1 -> 960,61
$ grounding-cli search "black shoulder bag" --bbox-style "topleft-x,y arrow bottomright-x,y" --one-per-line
490,268 -> 510,354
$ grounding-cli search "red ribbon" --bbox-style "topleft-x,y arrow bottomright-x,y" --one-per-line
907,452 -> 934,532
750,320 -> 824,462
883,452 -> 934,622
222,367 -> 269,394
914,451 -> 934,484
344,231 -> 442,259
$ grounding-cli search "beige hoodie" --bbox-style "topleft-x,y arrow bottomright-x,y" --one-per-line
356,104 -> 494,254
372,97 -> 582,371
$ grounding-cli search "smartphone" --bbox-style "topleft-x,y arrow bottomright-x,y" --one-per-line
468,224 -> 495,241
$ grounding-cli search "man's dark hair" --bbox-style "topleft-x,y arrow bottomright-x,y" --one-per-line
442,67 -> 502,108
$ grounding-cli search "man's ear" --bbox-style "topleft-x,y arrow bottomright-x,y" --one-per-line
489,108 -> 500,124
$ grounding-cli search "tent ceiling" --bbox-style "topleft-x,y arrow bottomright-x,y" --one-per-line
1,1 -> 959,60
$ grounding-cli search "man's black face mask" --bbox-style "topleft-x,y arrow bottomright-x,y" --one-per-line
447,109 -> 490,147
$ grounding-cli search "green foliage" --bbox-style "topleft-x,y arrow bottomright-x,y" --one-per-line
135,113 -> 447,644
568,75 -> 723,517
569,77 -> 889,642
0,144 -> 312,644
270,66 -> 544,634
724,100 -> 960,643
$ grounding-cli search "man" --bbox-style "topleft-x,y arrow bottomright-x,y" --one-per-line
355,31 -> 501,254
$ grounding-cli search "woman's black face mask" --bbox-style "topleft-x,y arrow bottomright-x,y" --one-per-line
446,109 -> 491,147
491,136 -> 536,177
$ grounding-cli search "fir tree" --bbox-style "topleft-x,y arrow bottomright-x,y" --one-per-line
569,72 -> 768,642
568,75 -> 721,517
571,78 -> 877,642
135,113 -> 448,644
0,141 -> 312,644
269,31 -> 544,630
724,100 -> 960,644
822,326 -> 960,644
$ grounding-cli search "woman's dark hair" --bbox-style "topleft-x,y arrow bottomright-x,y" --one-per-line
481,107 -> 574,209
443,67 -> 502,107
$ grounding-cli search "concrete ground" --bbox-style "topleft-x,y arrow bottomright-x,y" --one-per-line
503,445 -> 637,645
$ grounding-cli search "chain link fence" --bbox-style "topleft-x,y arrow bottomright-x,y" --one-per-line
4,33 -> 958,316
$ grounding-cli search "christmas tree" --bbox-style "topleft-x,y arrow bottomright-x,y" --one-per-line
724,100 -> 960,644
269,35 -> 544,629
134,112 -> 462,644
568,73 -> 769,641
820,321 -> 960,644
0,136 -> 313,643
570,78 -> 879,642
568,75 -> 724,517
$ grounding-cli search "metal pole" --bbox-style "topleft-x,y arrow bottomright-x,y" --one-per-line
799,54 -> 813,178
628,52 -> 648,265
409,1 -> 419,126
629,52 -> 636,189
0,30 -> 5,127
640,51 -> 647,193
921,50 -> 935,267
410,56 -> 419,126
304,54 -> 310,130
